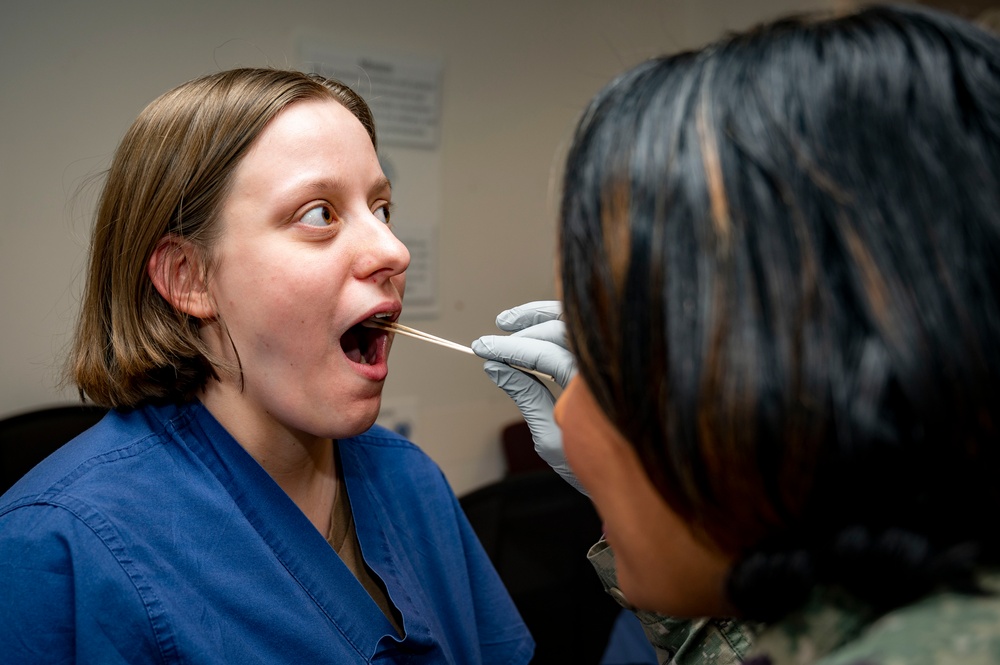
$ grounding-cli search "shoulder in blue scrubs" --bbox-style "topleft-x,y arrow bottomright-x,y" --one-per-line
0,402 -> 534,664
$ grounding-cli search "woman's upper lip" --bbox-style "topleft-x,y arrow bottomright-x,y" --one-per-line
353,303 -> 401,328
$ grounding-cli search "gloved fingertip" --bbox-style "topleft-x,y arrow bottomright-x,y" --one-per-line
483,359 -> 512,384
484,360 -> 531,392
495,310 -> 517,330
472,336 -> 501,360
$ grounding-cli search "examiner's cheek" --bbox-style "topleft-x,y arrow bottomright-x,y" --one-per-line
553,379 -> 586,478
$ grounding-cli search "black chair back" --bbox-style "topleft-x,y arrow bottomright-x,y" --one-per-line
460,470 -> 620,664
0,404 -> 107,493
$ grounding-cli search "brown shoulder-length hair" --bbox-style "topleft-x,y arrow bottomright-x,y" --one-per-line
69,68 -> 376,408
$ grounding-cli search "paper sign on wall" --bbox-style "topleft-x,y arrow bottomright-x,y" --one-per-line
299,42 -> 442,318
393,225 -> 437,318
300,45 -> 443,150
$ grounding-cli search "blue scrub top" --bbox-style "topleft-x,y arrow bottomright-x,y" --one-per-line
0,401 -> 534,664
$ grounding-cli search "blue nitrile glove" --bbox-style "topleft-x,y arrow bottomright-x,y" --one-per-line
472,301 -> 586,494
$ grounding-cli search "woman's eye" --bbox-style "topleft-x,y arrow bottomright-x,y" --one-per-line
300,204 -> 335,227
374,204 -> 391,225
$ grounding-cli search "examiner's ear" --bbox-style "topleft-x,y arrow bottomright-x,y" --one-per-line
148,235 -> 215,319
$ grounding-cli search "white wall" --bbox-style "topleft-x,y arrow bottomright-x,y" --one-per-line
0,0 -> 830,495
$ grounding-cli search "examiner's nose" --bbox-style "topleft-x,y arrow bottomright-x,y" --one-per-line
553,375 -> 579,429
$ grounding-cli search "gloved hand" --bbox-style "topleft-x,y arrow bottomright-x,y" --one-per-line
471,301 -> 586,494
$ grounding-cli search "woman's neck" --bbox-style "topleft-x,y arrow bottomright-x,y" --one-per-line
197,383 -> 338,535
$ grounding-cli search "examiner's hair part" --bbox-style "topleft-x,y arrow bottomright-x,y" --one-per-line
559,4 -> 1000,620
70,68 -> 376,408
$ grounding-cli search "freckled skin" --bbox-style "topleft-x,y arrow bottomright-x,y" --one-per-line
197,99 -> 409,456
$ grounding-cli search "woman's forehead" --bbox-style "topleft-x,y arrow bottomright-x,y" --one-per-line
230,99 -> 381,193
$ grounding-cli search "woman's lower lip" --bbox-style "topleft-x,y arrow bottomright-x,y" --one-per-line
348,333 -> 391,380
345,355 -> 389,381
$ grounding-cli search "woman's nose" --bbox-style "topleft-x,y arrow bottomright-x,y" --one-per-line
353,212 -> 410,280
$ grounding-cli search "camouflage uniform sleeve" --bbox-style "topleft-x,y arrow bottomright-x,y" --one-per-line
747,571 -> 1000,665
588,538 -> 761,665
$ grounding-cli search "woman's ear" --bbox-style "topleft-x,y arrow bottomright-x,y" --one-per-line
148,235 -> 215,319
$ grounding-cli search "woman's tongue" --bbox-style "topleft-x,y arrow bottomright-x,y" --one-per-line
341,324 -> 375,365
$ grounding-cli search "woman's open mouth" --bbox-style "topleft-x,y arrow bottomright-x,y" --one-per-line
340,322 -> 388,366
339,311 -> 398,374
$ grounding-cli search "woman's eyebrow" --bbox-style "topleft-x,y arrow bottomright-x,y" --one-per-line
298,178 -> 345,196
296,175 -> 391,198
369,175 -> 392,198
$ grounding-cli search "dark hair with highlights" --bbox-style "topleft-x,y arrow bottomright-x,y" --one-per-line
559,4 -> 1000,620
70,68 -> 376,409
